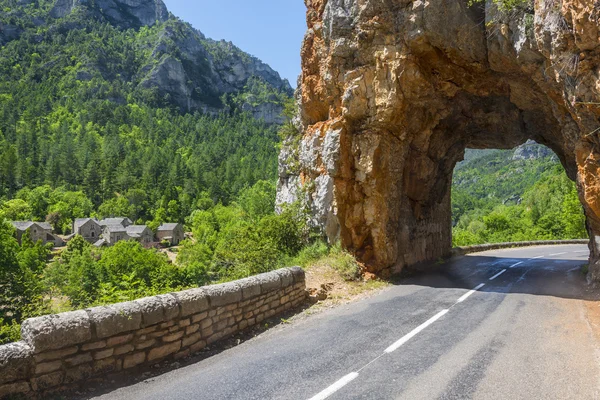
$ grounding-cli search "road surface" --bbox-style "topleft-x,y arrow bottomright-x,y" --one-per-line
90,244 -> 600,400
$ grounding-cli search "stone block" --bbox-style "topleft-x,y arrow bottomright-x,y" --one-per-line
182,333 -> 201,348
31,371 -> 63,391
158,294 -> 180,320
162,331 -> 184,343
191,311 -> 208,323
21,310 -> 91,353
64,364 -> 92,384
189,340 -> 207,354
123,352 -> 146,369
65,353 -> 92,367
93,348 -> 114,360
201,327 -> 213,338
135,295 -> 167,327
160,320 -> 176,329
236,277 -> 262,300
0,381 -> 31,397
178,318 -> 191,328
174,349 -> 190,360
35,360 -> 62,375
135,339 -> 156,350
200,319 -> 212,329
34,346 -> 78,363
255,271 -> 281,293
114,344 -> 135,356
174,288 -> 209,317
106,333 -> 133,347
137,326 -> 158,335
82,341 -> 106,351
0,341 -> 33,384
204,282 -> 242,307
289,266 -> 306,284
88,302 -> 142,339
93,358 -> 116,374
275,268 -> 294,287
147,342 -> 181,361
186,324 -> 199,335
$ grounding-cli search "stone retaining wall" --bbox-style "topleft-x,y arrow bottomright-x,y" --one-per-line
0,267 -> 306,398
451,240 -> 590,256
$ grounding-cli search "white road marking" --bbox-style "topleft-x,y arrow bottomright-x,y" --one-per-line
489,269 -> 507,281
549,252 -> 567,256
575,250 -> 589,253
529,255 -> 544,260
384,309 -> 449,354
509,261 -> 523,268
457,283 -> 486,303
308,372 -> 359,400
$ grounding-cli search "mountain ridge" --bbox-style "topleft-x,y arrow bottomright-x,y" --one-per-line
0,0 -> 293,120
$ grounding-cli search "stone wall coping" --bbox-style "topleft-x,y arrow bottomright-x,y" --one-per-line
0,267 -> 307,397
451,240 -> 589,256
10,267 -> 305,355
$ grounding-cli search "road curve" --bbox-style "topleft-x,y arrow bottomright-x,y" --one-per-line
88,244 -> 600,400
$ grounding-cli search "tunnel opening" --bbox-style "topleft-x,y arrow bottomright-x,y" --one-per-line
451,142 -> 588,248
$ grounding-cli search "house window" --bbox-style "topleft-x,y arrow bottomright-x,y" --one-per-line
91,232 -> 95,238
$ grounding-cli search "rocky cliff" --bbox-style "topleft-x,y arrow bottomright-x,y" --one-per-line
0,0 -> 292,121
278,0 -> 600,279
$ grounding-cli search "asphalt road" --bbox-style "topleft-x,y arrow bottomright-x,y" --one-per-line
91,244 -> 600,400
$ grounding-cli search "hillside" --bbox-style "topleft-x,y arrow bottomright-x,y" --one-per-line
0,0 -> 293,228
452,142 -> 587,246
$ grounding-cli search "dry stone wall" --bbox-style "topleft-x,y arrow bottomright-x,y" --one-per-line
0,267 -> 306,398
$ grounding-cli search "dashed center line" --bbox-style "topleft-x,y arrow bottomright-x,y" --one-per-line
305,255 -> 536,399
575,250 -> 589,253
549,252 -> 567,256
457,283 -> 485,303
529,255 -> 544,260
509,261 -> 523,268
384,309 -> 450,354
308,372 -> 359,400
489,269 -> 507,281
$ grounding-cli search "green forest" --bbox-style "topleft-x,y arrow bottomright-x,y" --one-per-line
452,147 -> 587,246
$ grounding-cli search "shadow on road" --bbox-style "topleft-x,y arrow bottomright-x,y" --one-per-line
392,251 -> 600,302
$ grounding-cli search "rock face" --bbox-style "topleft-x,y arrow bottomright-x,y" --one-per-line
50,0 -> 169,28
2,0 -> 292,118
278,0 -> 600,279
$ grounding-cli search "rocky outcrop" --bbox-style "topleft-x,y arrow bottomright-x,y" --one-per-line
512,140 -> 557,160
1,0 -> 292,118
50,0 -> 169,28
139,26 -> 292,115
278,0 -> 600,279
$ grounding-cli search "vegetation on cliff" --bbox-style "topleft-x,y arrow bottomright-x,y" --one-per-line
452,145 -> 587,246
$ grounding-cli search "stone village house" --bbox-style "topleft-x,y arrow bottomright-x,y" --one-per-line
10,221 -> 64,247
71,217 -> 183,247
72,218 -> 102,243
156,223 -> 185,246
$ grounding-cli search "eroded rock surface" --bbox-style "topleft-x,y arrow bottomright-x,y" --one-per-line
278,0 -> 600,278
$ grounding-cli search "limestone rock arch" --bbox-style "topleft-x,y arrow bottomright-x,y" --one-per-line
277,0 -> 600,279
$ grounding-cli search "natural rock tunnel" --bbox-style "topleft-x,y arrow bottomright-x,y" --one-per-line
276,0 -> 600,279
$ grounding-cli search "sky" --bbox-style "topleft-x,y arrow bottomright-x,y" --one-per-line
162,1 -> 307,87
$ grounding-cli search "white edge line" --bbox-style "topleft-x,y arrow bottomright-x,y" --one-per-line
457,283 -> 485,303
549,252 -> 567,256
308,372 -> 359,400
384,309 -> 449,354
509,261 -> 523,268
489,269 -> 507,281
